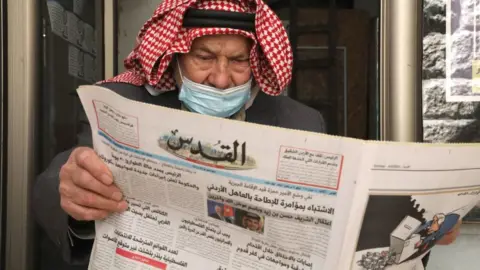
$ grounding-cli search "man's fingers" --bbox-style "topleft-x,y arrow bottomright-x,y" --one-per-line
60,147 -> 128,222
61,199 -> 110,221
73,147 -> 113,185
71,167 -> 124,201
67,184 -> 127,213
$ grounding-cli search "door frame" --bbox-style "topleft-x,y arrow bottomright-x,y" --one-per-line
0,0 -> 7,267
104,0 -> 118,79
379,0 -> 424,142
5,0 -> 40,269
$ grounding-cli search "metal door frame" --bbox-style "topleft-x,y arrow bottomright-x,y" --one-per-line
6,0 -> 114,269
6,0 -> 40,270
379,0 -> 424,142
0,0 -> 7,267
104,0 -> 118,79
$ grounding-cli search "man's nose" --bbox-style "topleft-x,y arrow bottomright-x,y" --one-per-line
207,60 -> 231,90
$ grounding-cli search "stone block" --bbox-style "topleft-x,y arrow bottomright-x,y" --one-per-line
450,0 -> 462,32
423,79 -> 478,119
459,0 -> 480,31
448,78 -> 480,100
423,32 -> 446,79
448,30 -> 480,79
423,119 -> 479,142
422,0 -> 480,143
424,0 -> 446,34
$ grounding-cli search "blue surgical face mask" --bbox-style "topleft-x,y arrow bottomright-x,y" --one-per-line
177,64 -> 252,118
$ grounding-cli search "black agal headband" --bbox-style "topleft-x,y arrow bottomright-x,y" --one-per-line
183,8 -> 256,32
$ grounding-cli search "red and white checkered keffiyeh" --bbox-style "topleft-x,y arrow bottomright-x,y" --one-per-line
102,0 -> 293,96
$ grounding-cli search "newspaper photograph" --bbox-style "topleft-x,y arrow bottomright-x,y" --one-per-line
78,85 -> 480,270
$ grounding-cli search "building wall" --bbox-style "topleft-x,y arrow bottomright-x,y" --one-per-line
423,0 -> 480,143
354,0 -> 480,143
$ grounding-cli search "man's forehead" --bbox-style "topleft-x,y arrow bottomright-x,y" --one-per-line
191,35 -> 252,53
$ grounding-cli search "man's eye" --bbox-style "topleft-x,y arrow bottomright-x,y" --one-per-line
196,55 -> 214,61
232,59 -> 249,63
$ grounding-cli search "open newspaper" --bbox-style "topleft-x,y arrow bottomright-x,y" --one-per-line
78,85 -> 480,270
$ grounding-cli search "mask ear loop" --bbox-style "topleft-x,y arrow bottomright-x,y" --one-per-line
176,55 -> 184,79
175,57 -> 201,89
172,54 -> 187,91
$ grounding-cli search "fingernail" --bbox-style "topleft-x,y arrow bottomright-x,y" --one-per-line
118,201 -> 128,211
101,173 -> 113,185
112,192 -> 123,201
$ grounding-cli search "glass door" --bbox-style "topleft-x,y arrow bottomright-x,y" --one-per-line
34,1 -> 105,269
40,0 -> 105,169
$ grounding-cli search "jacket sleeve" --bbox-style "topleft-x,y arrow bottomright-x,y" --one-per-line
32,112 -> 95,266
31,82 -> 144,266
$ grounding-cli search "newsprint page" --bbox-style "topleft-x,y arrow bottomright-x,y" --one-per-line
78,85 -> 480,270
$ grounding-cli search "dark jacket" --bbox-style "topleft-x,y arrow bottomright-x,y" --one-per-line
32,82 -> 326,269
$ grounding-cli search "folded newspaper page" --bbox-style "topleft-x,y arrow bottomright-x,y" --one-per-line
340,143 -> 480,270
77,85 -> 480,270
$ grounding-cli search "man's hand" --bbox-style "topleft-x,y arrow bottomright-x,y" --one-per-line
437,220 -> 462,245
59,147 -> 128,221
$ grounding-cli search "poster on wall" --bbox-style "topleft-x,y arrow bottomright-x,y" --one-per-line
446,0 -> 480,102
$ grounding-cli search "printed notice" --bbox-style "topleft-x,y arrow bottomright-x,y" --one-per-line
93,101 -> 139,148
115,248 -> 167,269
276,146 -> 343,190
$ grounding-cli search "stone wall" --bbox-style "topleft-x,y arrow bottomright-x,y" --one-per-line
423,0 -> 480,142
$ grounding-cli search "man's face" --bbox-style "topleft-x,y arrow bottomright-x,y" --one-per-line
176,34 -> 253,90
215,205 -> 223,216
246,217 -> 260,231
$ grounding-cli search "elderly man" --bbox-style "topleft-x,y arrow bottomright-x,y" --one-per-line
34,1 -> 324,269
32,0 -> 459,269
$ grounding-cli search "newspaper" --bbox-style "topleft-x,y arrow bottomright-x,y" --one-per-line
338,142 -> 480,270
77,85 -> 480,270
